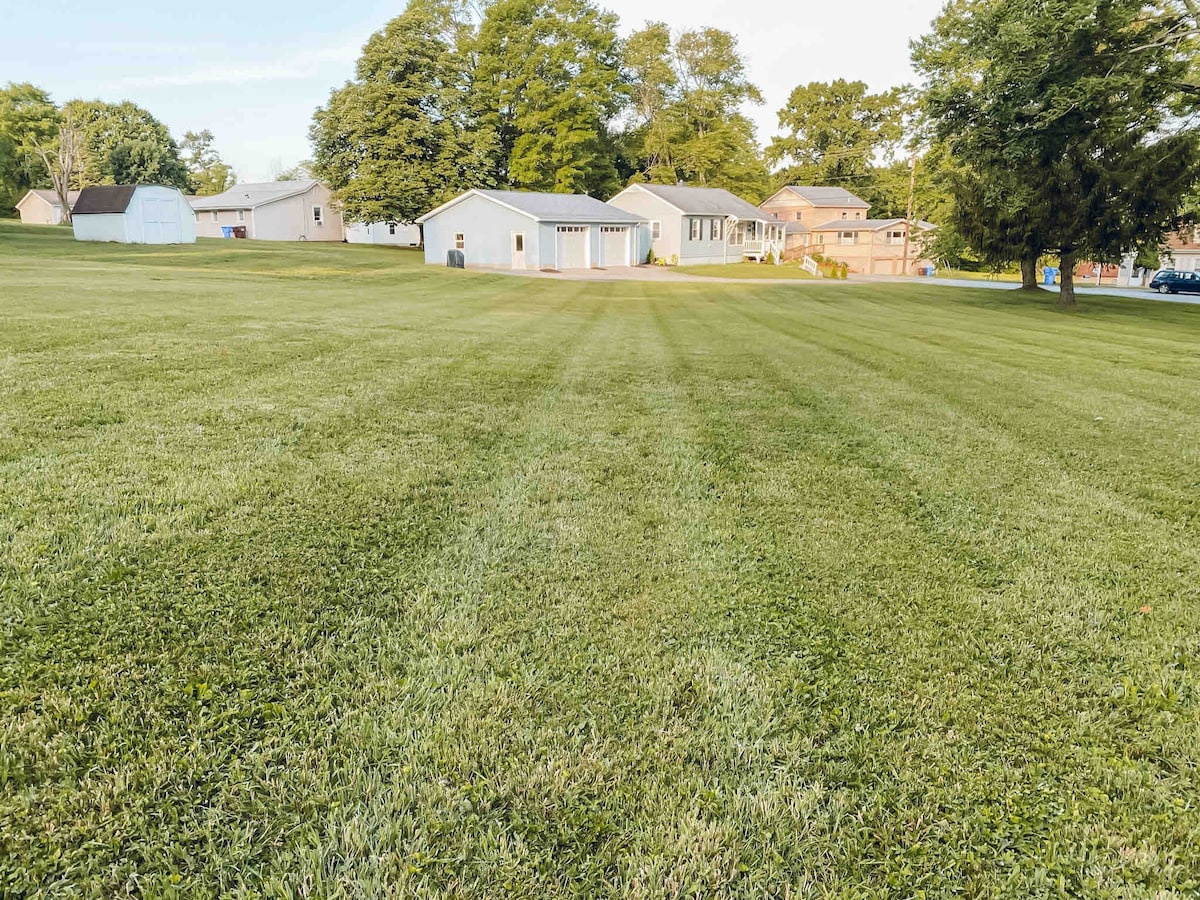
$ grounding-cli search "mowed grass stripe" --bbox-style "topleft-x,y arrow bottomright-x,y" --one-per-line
2,223 -> 1199,895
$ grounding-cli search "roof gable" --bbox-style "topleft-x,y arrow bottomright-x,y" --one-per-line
771,186 -> 871,209
620,183 -> 767,220
417,189 -> 644,224
190,180 -> 319,210
72,185 -> 138,215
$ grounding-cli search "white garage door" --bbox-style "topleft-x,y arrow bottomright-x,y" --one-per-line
556,225 -> 588,269
600,226 -> 628,267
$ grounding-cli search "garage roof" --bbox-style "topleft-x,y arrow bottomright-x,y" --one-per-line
72,185 -> 138,215
417,190 -> 644,224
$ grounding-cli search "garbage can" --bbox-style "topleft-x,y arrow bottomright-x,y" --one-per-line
1042,266 -> 1058,286
232,226 -> 247,239
920,266 -> 934,277
220,226 -> 234,239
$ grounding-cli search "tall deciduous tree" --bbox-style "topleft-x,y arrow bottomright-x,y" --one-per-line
66,100 -> 191,191
0,83 -> 58,214
768,80 -> 904,188
473,0 -> 625,195
915,0 -> 1200,305
622,24 -> 767,197
181,129 -> 235,195
310,0 -> 497,224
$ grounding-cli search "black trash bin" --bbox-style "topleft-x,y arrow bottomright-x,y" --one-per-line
232,226 -> 247,239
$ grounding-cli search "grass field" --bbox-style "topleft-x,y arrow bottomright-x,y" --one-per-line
3,222 -> 1200,896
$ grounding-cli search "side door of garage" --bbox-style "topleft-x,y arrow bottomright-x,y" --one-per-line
556,225 -> 588,269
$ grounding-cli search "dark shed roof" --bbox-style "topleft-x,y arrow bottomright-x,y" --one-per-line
72,185 -> 138,215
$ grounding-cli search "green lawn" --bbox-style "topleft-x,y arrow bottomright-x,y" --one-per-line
3,222 -> 1200,896
673,260 -> 818,279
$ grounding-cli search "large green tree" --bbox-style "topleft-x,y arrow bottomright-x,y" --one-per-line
622,24 -> 768,197
473,0 -> 624,195
767,80 -> 904,189
311,0 -> 496,224
0,83 -> 58,214
66,100 -> 190,191
181,129 -> 235,195
915,0 -> 1200,305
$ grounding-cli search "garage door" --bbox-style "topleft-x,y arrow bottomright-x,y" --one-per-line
556,225 -> 588,269
600,226 -> 627,267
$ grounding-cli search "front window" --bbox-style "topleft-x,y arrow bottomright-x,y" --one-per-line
312,205 -> 323,225
210,211 -> 218,222
454,233 -> 465,250
689,219 -> 700,241
887,230 -> 904,245
730,223 -> 744,246
795,212 -> 802,221
651,221 -> 661,239
839,231 -> 855,245
855,212 -> 862,220
237,209 -> 245,222
710,219 -> 722,240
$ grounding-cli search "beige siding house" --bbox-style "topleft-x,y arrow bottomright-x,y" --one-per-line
15,189 -> 81,225
189,181 -> 343,241
761,186 -> 934,275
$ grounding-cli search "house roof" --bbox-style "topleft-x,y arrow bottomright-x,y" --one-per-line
19,188 -> 82,209
416,189 -> 644,224
620,183 -> 767,220
775,186 -> 871,209
783,221 -> 809,234
810,218 -> 935,232
72,185 -> 138,215
189,180 -> 320,211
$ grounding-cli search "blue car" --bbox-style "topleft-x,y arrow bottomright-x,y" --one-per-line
1149,270 -> 1200,294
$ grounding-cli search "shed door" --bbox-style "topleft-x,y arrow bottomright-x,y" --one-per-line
556,226 -> 588,269
600,226 -> 628,267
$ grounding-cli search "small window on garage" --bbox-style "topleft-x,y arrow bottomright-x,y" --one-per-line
651,221 -> 661,239
388,223 -> 397,235
236,209 -> 245,222
454,233 -> 465,250
211,211 -> 218,222
312,205 -> 323,225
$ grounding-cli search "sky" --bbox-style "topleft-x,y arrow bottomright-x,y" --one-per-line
2,0 -> 947,183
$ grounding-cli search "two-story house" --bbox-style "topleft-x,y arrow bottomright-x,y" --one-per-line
760,185 -> 934,275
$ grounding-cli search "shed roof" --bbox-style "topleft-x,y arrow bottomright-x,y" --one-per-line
20,188 -> 82,208
72,185 -> 138,215
190,180 -> 320,210
621,183 -> 767,220
417,189 -> 644,224
776,186 -> 871,208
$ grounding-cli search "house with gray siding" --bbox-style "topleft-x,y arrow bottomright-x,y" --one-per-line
189,180 -> 342,241
607,183 -> 784,265
416,190 -> 645,270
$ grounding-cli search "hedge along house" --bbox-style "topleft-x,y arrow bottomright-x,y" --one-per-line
15,189 -> 81,225
607,183 -> 784,265
416,190 -> 645,270
71,185 -> 195,244
189,181 -> 343,241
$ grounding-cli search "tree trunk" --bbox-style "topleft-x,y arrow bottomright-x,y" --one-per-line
1019,252 -> 1039,290
1057,251 -> 1077,308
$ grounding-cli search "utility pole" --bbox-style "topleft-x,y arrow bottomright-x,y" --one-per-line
901,151 -> 917,276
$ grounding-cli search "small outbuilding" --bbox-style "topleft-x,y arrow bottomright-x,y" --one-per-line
72,185 -> 196,244
416,190 -> 645,270
15,189 -> 81,225
189,181 -> 343,242
345,221 -> 421,246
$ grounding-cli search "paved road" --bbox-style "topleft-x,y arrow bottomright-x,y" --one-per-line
864,275 -> 1200,305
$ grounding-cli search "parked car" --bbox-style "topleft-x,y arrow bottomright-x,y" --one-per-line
1149,270 -> 1200,294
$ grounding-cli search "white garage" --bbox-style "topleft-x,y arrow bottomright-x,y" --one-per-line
72,185 -> 196,244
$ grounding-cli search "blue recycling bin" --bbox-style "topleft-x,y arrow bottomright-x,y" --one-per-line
221,226 -> 234,239
1042,266 -> 1058,286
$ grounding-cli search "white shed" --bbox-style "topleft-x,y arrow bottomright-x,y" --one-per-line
345,221 -> 421,246
72,185 -> 196,244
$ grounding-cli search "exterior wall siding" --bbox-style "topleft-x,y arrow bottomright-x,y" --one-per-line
72,213 -> 128,243
17,195 -> 62,225
345,222 -> 421,245
606,189 -> 681,263
423,194 -> 540,268
192,184 -> 343,242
